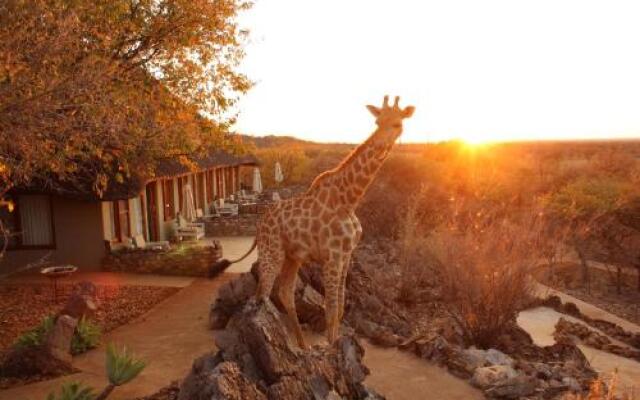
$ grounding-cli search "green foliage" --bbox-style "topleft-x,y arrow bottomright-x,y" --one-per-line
71,317 -> 101,355
15,315 -> 55,349
46,382 -> 96,400
254,147 -> 311,187
105,344 -> 146,386
544,177 -> 635,219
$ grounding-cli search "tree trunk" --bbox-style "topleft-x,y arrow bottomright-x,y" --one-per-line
616,266 -> 622,295
637,265 -> 640,293
577,249 -> 590,294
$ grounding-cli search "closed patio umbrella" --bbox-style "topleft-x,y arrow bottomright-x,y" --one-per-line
252,167 -> 263,193
274,162 -> 284,185
182,183 -> 197,222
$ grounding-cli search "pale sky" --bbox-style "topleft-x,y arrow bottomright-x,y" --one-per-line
233,0 -> 640,143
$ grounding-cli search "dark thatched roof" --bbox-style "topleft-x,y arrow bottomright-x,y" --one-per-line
12,151 -> 258,202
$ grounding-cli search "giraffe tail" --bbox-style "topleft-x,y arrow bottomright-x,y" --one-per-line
208,238 -> 258,279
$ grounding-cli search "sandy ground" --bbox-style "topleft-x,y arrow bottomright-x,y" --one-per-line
518,306 -> 640,394
362,340 -> 484,400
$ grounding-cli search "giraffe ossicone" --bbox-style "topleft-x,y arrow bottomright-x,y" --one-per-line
210,96 -> 416,348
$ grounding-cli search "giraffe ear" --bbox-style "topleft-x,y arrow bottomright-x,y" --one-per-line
402,106 -> 415,118
366,105 -> 381,117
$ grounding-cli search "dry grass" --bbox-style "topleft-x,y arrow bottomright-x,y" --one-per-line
564,373 -> 636,400
425,208 -> 542,348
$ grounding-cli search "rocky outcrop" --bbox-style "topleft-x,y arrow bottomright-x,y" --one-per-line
541,295 -> 640,350
208,246 -> 600,399
185,300 -> 383,400
45,315 -> 78,364
554,317 -> 640,361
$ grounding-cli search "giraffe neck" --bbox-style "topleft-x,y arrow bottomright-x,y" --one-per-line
324,127 -> 398,209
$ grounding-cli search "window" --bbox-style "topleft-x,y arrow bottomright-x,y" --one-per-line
0,195 -> 55,249
112,200 -> 130,241
162,179 -> 175,221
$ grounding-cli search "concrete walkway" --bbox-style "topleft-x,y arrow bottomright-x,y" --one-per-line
0,274 -> 236,400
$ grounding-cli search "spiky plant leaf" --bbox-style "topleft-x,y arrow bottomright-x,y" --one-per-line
71,317 -> 101,355
105,343 -> 146,386
46,382 -> 96,400
15,315 -> 55,348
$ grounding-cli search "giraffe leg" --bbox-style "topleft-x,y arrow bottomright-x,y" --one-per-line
338,253 -> 353,321
277,257 -> 307,349
324,253 -> 343,344
255,240 -> 283,301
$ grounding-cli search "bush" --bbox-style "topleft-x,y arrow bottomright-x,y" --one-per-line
46,344 -> 146,400
395,186 -> 442,304
71,317 -> 101,355
563,373 -> 634,400
14,315 -> 101,356
15,315 -> 55,348
427,210 -> 540,348
46,382 -> 95,400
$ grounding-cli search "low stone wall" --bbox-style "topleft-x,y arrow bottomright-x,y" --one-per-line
102,242 -> 222,277
205,214 -> 259,237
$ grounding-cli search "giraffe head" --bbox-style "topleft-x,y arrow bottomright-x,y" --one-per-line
366,95 -> 415,141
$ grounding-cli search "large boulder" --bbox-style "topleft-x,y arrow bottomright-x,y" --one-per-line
183,300 -> 383,400
209,272 -> 258,329
470,365 -> 519,388
45,315 -> 78,364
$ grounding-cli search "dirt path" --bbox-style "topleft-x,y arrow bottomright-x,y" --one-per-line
518,292 -> 640,394
535,282 -> 640,334
362,340 -> 484,400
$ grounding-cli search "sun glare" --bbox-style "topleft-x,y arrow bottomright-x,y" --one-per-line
458,134 -> 497,147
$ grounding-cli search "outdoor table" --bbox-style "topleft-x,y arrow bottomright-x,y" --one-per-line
40,265 -> 78,302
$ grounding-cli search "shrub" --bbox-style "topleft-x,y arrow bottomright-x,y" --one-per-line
15,315 -> 55,348
563,373 -> 634,400
46,382 -> 96,400
14,315 -> 101,356
46,344 -> 146,400
71,317 -> 101,355
395,186 -> 442,304
427,209 -> 540,348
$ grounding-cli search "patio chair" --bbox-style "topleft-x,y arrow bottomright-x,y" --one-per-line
132,235 -> 171,251
213,199 -> 239,217
175,215 -> 205,241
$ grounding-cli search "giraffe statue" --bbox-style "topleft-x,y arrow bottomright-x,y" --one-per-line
210,95 -> 415,348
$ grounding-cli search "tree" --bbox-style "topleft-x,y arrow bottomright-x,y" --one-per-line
254,147 -> 311,188
543,176 -> 640,291
0,0 -> 252,199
